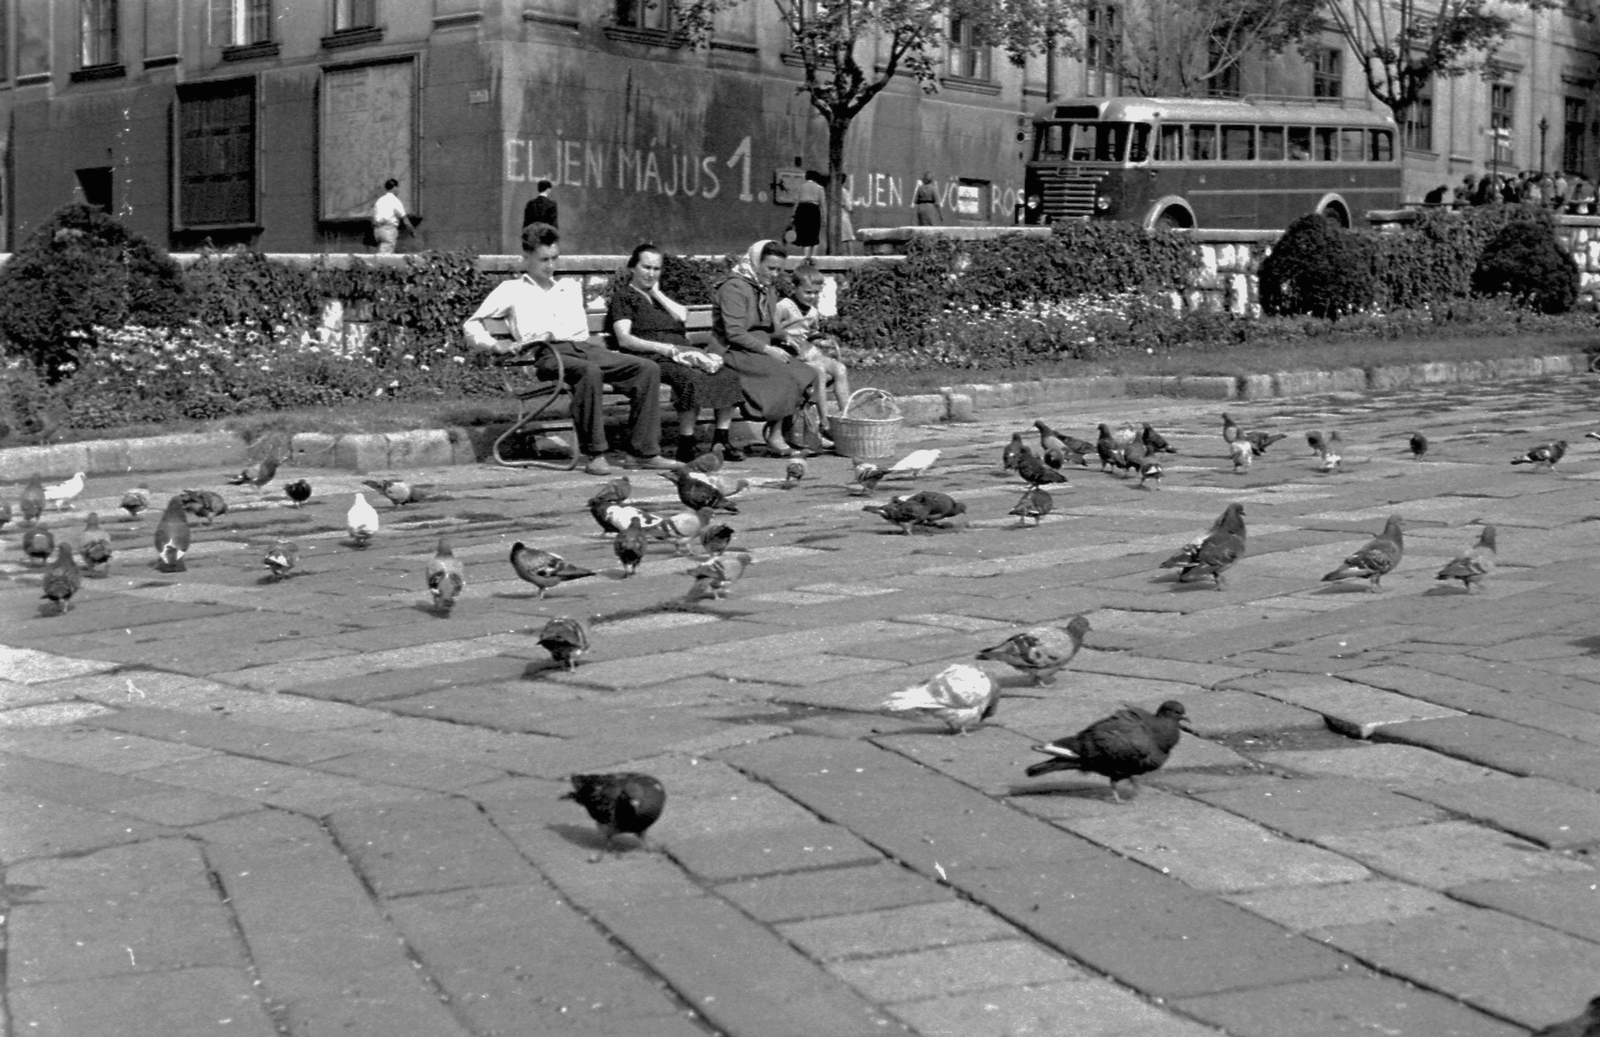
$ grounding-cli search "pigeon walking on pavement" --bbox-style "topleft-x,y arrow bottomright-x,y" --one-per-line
228,455 -> 280,490
1229,439 -> 1253,472
663,468 -> 738,514
863,491 -> 966,535
1512,440 -> 1567,472
778,457 -> 808,489
1009,487 -> 1053,527
882,663 -> 1001,735
563,773 -> 666,851
154,496 -> 192,573
120,486 -> 151,521
41,543 -> 82,613
887,448 -> 941,479
538,617 -> 590,670
1025,700 -> 1188,802
19,474 -> 46,524
1002,432 -> 1027,471
1323,514 -> 1405,592
44,472 -> 86,510
22,524 -> 55,567
347,493 -> 380,547
284,480 -> 312,508
427,538 -> 465,612
1161,502 -> 1247,591
684,551 -> 751,601
1409,431 -> 1429,460
1141,424 -> 1177,454
1436,524 -> 1496,593
179,489 -> 228,525
975,615 -> 1087,686
263,541 -> 299,580
1017,447 -> 1068,487
614,516 -> 647,576
79,512 -> 112,574
510,543 -> 594,597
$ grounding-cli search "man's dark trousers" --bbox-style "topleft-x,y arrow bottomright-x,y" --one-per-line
535,340 -> 661,458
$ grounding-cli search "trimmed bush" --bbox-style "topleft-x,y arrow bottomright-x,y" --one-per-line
1471,218 -> 1579,313
0,204 -> 189,378
1258,214 -> 1376,319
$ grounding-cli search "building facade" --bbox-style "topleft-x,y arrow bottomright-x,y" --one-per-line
1,1 -> 1597,255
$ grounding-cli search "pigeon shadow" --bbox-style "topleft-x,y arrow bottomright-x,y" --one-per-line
410,602 -> 457,619
546,821 -> 649,853
1420,584 -> 1468,597
521,659 -> 567,679
1006,781 -> 1116,802
35,603 -> 69,618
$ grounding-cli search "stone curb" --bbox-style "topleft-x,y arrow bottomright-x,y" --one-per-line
1,353 -> 1585,479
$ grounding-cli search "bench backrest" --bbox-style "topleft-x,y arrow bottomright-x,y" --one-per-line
477,307 -> 714,348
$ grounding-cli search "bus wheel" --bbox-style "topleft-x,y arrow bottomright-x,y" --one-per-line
1154,207 -> 1191,231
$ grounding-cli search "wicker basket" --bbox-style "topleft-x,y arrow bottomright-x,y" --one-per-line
829,388 -> 902,460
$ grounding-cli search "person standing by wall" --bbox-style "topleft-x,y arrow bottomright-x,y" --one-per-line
837,173 -> 858,255
791,171 -> 825,258
914,174 -> 943,225
371,178 -> 416,254
523,179 -> 558,230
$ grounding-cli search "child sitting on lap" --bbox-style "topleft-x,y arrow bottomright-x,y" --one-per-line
774,265 -> 851,415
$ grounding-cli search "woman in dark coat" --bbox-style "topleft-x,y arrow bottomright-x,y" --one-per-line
711,240 -> 826,456
607,244 -> 747,462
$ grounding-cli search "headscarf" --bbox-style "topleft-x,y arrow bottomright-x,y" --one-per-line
729,239 -> 776,286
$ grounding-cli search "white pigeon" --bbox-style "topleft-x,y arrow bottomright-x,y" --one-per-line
881,663 -> 1000,735
888,448 -> 941,479
602,503 -> 664,536
347,493 -> 380,547
1109,425 -> 1140,447
1229,440 -> 1252,472
45,472 -> 86,510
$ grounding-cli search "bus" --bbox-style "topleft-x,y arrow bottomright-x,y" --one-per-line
1019,95 -> 1402,230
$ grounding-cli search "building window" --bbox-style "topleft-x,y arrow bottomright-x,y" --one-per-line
1311,47 -> 1342,98
1405,80 -> 1434,151
176,78 -> 257,228
1490,82 -> 1515,166
1564,96 -> 1587,176
335,0 -> 376,31
81,0 -> 119,67
614,0 -> 669,30
1085,5 -> 1118,97
212,0 -> 272,47
948,17 -> 991,80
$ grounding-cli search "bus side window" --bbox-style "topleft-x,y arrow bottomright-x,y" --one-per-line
1288,127 -> 1311,160
1222,125 -> 1255,161
1340,129 -> 1366,162
1129,124 -> 1151,163
1370,128 -> 1394,162
1314,127 -> 1337,161
1190,125 -> 1217,161
1157,124 -> 1184,162
1259,126 -> 1285,161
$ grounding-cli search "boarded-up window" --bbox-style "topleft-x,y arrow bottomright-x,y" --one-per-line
176,78 -> 256,228
335,0 -> 376,31
320,60 -> 415,221
81,0 -> 119,67
211,0 -> 272,47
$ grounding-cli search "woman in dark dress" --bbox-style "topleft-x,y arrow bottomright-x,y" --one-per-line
711,240 -> 827,457
607,244 -> 747,463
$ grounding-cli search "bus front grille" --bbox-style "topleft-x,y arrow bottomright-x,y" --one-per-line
1037,170 -> 1101,220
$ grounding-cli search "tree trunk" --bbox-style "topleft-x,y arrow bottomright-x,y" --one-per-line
826,114 -> 850,255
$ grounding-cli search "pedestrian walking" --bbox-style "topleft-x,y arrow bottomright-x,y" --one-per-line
371,178 -> 416,254
523,178 -> 558,230
914,174 -> 943,225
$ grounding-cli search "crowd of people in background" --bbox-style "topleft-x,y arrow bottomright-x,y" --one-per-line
1424,169 -> 1597,213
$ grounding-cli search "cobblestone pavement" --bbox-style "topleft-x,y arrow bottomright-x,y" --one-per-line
3,373 -> 1600,1037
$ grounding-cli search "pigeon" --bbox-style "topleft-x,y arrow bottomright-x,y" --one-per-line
684,551 -> 751,601
662,468 -> 738,513
22,524 -> 55,566
1141,424 -> 1176,454
1060,434 -> 1096,458
685,449 -> 723,475
1436,524 -> 1496,593
851,462 -> 890,494
563,773 -> 666,850
1096,424 -> 1125,472
699,523 -> 735,557
510,543 -> 595,597
615,516 -> 647,576
597,503 -> 662,538
1119,436 -> 1148,476
1034,419 -> 1068,455
1017,447 -> 1068,487
1137,459 -> 1163,489
179,489 -> 228,525
1002,431 -> 1027,470
1229,439 -> 1252,472
651,508 -> 714,554
1589,432 -> 1600,444
590,475 -> 632,507
881,663 -> 1001,734
1244,430 -> 1287,456
863,491 -> 966,535
976,631 -> 1075,685
41,543 -> 82,613
19,474 -> 45,524
1025,700 -> 1188,802
0,501 -> 10,530
427,538 -> 465,611
1160,502 -> 1247,591
1409,431 -> 1429,460
44,472 -> 86,510
120,486 -> 151,521
154,496 -> 191,572
284,479 -> 312,508
1306,430 -> 1325,455
1532,994 -> 1600,1037
1316,429 -> 1344,472
538,616 -> 590,669
1221,413 -> 1242,444
887,448 -> 940,479
363,478 -> 421,507
228,455 -> 280,490
778,457 -> 808,489
79,513 -> 112,574
1045,445 -> 1087,469
347,493 -> 380,547
1512,440 -> 1567,472
1323,514 -> 1405,592
1009,487 -> 1053,527
263,541 -> 299,579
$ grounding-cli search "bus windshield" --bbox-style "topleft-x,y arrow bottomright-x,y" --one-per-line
1035,121 -> 1148,163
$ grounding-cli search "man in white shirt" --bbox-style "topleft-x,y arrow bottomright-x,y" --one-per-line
372,178 -> 415,254
463,222 -> 670,475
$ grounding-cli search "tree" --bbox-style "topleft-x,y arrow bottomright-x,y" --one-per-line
1312,0 -> 1527,124
1056,0 -> 1321,97
673,1 -> 1074,251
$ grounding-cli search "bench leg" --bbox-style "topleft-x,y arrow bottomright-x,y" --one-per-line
492,413 -> 581,470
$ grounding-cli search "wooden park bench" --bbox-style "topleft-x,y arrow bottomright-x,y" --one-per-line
486,306 -> 717,469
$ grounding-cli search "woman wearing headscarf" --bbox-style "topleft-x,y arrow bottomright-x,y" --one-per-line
711,240 -> 828,457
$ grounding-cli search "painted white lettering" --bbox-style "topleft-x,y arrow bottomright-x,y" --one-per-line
725,137 -> 754,202
619,148 -> 642,191
642,152 -> 663,194
700,155 -> 721,199
661,153 -> 679,196
872,173 -> 887,208
888,176 -> 903,208
585,143 -> 606,188
680,154 -> 699,198
504,139 -> 526,182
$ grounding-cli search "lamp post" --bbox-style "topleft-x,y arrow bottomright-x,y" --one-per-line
1540,116 -> 1550,176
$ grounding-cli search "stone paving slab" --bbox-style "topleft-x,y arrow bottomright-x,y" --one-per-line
1224,877 -> 1459,932
7,967 -> 280,1037
1373,715 -> 1600,790
1314,819 -> 1593,889
1197,776 -> 1448,839
891,977 -> 1223,1037
1449,869 -> 1600,944
1399,775 -> 1600,850
1254,744 -> 1515,785
1177,974 -> 1525,1037
1226,675 -> 1467,737
714,862 -> 954,924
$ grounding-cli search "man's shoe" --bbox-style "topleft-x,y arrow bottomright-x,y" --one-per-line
583,455 -> 613,476
629,454 -> 679,471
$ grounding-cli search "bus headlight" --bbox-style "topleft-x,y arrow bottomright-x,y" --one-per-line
1094,195 -> 1112,211
1026,194 -> 1041,211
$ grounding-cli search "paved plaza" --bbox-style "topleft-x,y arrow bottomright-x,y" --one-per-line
2,372 -> 1600,1037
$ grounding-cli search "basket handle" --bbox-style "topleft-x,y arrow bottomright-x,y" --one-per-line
840,387 -> 900,420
